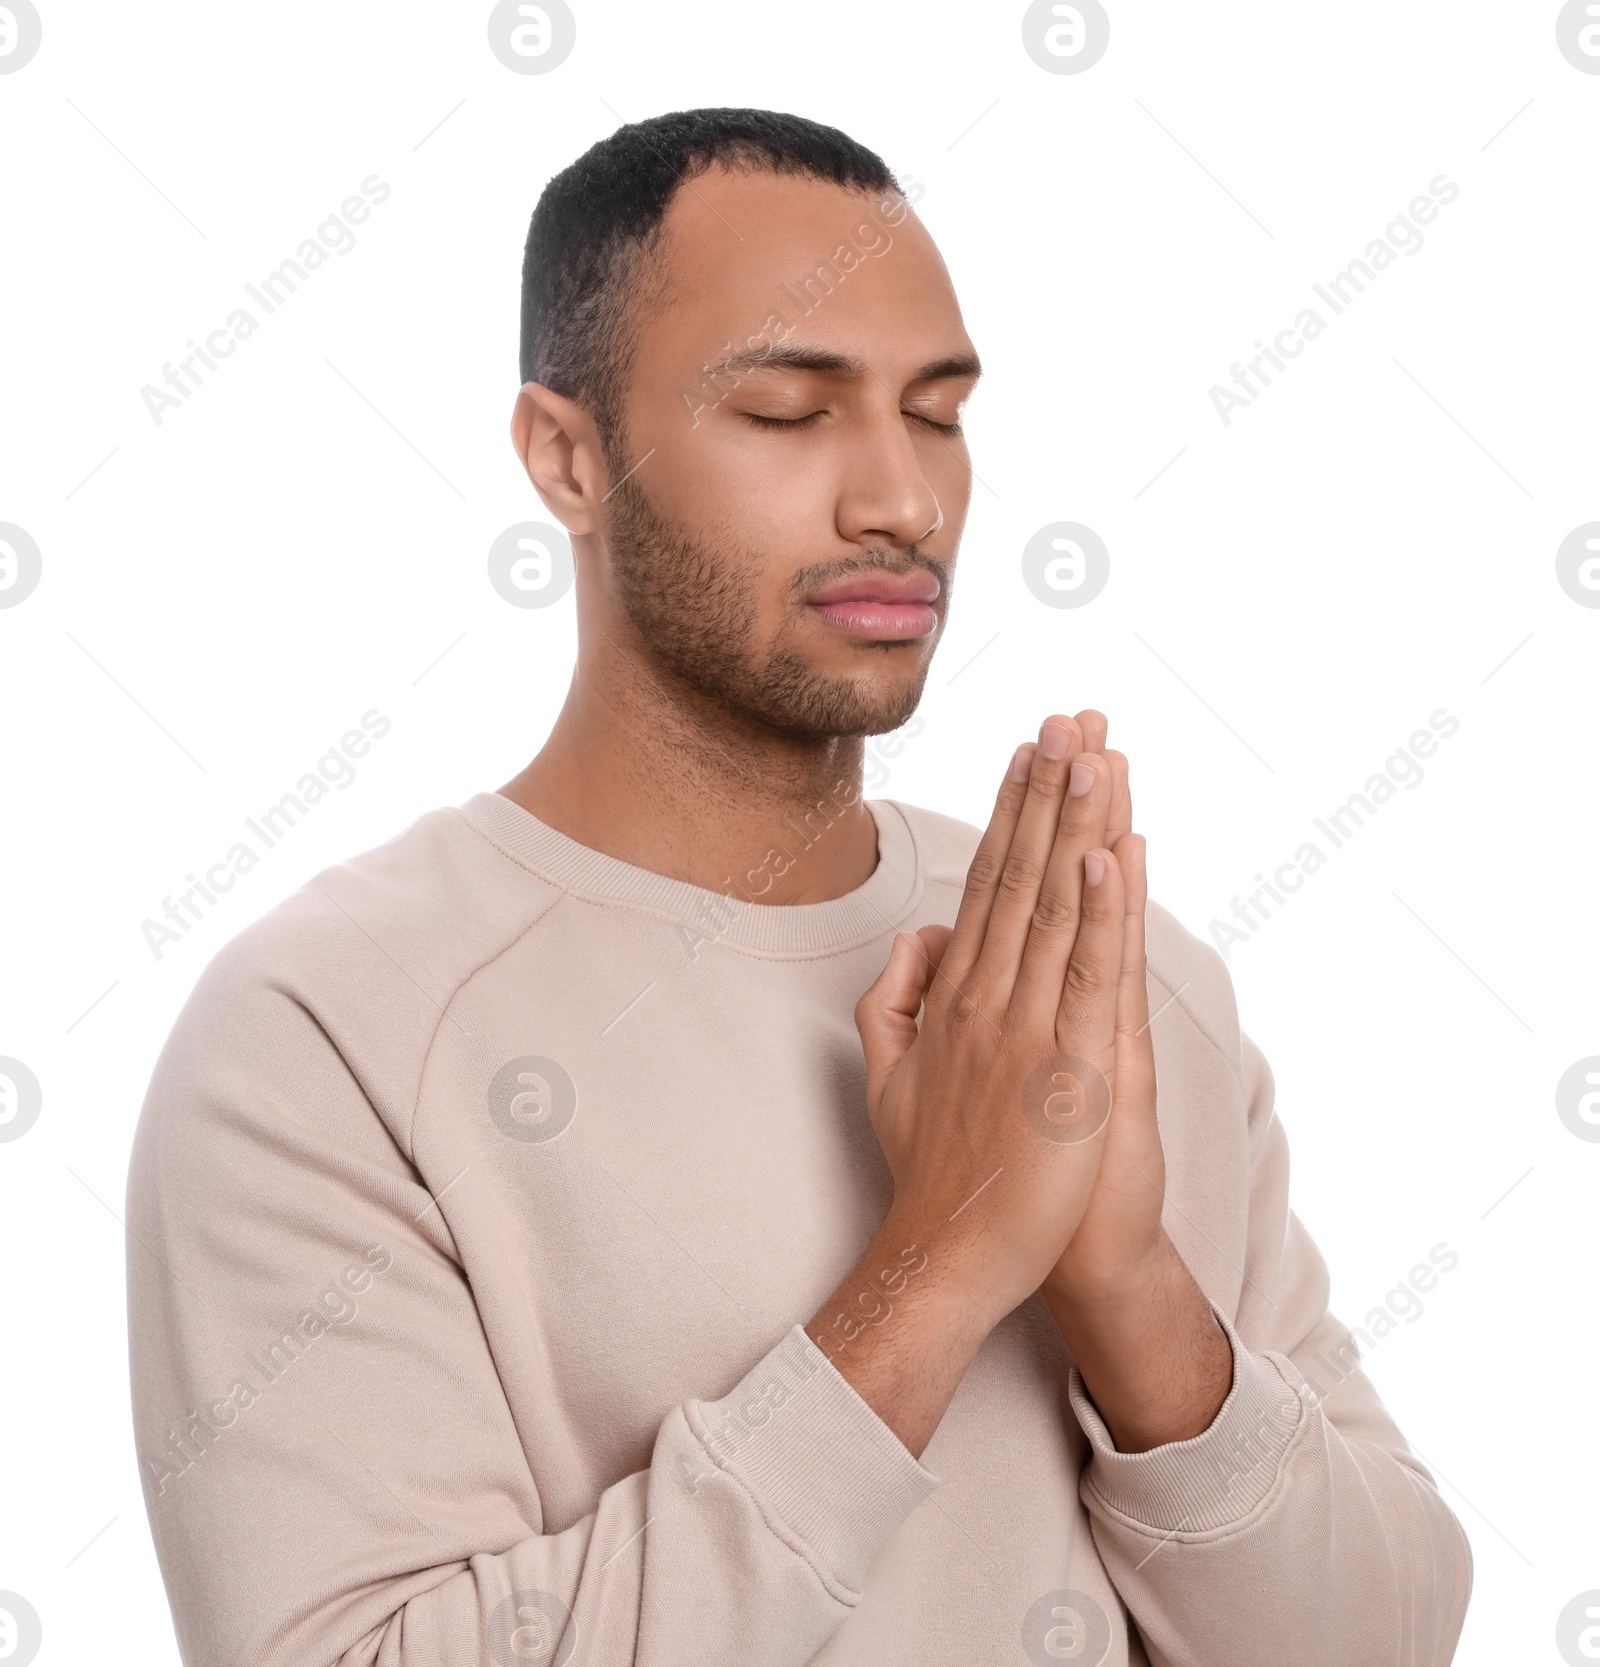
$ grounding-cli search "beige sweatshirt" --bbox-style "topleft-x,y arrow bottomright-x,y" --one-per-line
126,790 -> 1472,1667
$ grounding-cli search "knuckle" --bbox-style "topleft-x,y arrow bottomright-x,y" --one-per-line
1025,765 -> 1063,801
997,854 -> 1046,897
945,982 -> 988,1032
1030,890 -> 1078,933
1064,954 -> 1108,999
1078,881 -> 1114,921
963,849 -> 1005,900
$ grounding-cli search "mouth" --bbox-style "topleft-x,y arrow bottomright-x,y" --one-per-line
803,570 -> 942,642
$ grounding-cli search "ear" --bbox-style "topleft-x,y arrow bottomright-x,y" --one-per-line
509,381 -> 609,536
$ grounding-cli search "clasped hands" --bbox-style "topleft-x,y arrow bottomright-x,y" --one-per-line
852,711 -> 1230,1451
856,707 -> 1160,1306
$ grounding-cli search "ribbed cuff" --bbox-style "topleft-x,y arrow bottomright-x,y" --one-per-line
1067,1302 -> 1303,1533
685,1325 -> 940,1593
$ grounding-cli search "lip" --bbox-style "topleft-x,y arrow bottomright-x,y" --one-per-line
806,571 -> 942,606
807,599 -> 940,640
803,569 -> 943,642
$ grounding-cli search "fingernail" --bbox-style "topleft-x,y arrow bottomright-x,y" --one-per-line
1068,759 -> 1095,796
1038,722 -> 1071,761
1084,852 -> 1106,886
1008,743 -> 1035,782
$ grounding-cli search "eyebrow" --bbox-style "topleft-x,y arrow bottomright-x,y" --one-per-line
705,343 -> 983,385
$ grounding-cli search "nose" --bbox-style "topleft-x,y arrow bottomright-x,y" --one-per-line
834,399 -> 946,553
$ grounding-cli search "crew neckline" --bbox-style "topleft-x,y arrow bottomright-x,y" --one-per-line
457,790 -> 924,958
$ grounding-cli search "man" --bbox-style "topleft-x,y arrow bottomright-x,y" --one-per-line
127,108 -> 1472,1666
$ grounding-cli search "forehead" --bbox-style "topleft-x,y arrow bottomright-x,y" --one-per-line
634,165 -> 970,374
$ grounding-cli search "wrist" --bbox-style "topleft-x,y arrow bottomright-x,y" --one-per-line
805,1210 -> 1001,1459
1043,1241 -> 1233,1452
1042,1229 -> 1171,1313
884,1201 -> 1021,1335
807,1210 -> 996,1369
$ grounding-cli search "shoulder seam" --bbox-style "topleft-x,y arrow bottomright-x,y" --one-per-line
402,810 -> 567,1155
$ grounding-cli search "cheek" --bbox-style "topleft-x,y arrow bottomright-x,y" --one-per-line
649,427 -> 835,543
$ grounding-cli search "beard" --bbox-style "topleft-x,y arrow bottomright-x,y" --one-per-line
601,474 -> 945,742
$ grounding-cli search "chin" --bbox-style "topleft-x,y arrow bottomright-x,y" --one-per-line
747,649 -> 930,741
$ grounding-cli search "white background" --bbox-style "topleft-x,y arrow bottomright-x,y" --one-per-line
2,2 -> 1597,1662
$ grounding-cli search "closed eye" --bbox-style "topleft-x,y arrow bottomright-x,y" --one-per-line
744,410 -> 962,435
744,411 -> 825,430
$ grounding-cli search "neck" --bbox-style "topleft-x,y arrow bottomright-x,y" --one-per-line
498,632 -> 879,906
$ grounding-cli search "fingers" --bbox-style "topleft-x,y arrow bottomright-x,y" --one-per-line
1050,841 -> 1126,1061
938,741 -> 1038,989
939,711 -> 1135,1052
1106,835 -> 1161,1197
964,715 -> 1089,1007
1007,748 -> 1115,1024
1111,833 -> 1157,1109
1112,833 -> 1150,1046
1074,709 -> 1108,753
1071,711 -> 1130,851
1103,749 -> 1131,851
1060,840 -> 1126,1060
907,922 -> 955,1000
855,930 -> 941,1105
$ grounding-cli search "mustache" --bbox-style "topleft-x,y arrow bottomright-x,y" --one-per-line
788,548 -> 950,599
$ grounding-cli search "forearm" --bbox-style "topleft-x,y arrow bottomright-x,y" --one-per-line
1042,1232 -> 1232,1452
805,1209 -> 998,1460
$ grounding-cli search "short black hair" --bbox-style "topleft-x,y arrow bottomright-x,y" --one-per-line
519,107 -> 898,454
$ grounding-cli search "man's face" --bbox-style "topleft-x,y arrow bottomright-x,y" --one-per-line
598,165 -> 980,741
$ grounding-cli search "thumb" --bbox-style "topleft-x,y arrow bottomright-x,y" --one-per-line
855,926 -> 952,1103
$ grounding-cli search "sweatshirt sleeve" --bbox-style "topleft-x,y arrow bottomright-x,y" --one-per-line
125,958 -> 939,1667
1063,1030 -> 1473,1667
